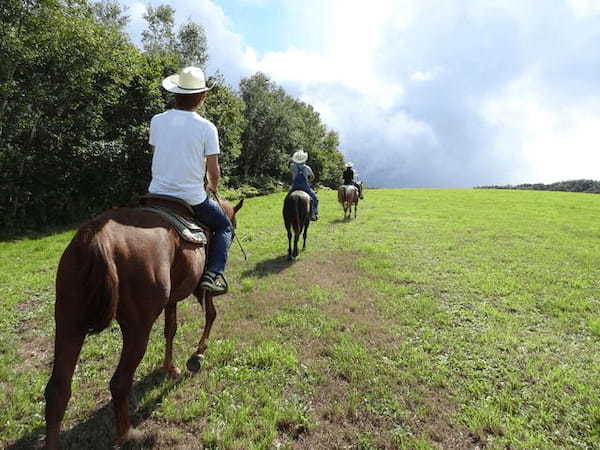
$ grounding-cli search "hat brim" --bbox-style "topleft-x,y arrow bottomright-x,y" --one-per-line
292,156 -> 308,163
162,74 -> 212,94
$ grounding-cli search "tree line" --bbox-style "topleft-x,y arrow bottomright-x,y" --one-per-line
0,0 -> 345,232
478,179 -> 600,194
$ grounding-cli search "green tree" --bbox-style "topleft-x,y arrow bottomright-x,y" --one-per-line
238,72 -> 344,189
141,4 -> 176,57
177,21 -> 208,68
92,0 -> 129,30
0,0 -> 167,230
239,73 -> 293,181
141,5 -> 208,70
200,73 -> 246,185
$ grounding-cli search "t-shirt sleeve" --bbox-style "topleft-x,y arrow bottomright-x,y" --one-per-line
204,123 -> 220,156
306,166 -> 314,179
149,116 -> 156,146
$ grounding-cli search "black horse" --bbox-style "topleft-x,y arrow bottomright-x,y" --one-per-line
283,190 -> 311,259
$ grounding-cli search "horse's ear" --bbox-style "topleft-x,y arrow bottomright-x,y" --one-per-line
233,198 -> 244,214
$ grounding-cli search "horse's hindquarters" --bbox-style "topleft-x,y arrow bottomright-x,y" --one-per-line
283,191 -> 311,258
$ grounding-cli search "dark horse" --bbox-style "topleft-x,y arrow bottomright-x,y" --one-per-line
283,190 -> 311,259
44,196 -> 243,449
338,184 -> 359,219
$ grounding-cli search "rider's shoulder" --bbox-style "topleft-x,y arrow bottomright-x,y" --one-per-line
151,110 -> 170,122
190,113 -> 216,128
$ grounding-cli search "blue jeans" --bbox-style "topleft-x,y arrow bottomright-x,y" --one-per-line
192,197 -> 233,275
291,177 -> 319,215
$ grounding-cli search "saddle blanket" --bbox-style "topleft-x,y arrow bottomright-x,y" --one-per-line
139,206 -> 207,245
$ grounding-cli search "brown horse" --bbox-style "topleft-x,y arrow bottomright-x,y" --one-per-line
283,190 -> 311,259
338,184 -> 359,219
44,196 -> 243,449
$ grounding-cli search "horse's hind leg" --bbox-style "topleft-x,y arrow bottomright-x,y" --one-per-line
293,230 -> 301,258
110,322 -> 152,445
162,303 -> 181,377
44,326 -> 85,450
302,222 -> 310,250
286,225 -> 293,260
187,294 -> 216,373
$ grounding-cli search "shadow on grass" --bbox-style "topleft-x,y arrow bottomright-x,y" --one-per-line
6,369 -> 188,450
0,222 -> 81,243
241,254 -> 296,278
329,217 -> 351,224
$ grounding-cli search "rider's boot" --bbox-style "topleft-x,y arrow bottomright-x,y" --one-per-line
200,271 -> 228,295
308,199 -> 318,221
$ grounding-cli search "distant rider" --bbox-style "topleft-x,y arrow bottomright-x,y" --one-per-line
342,162 -> 363,199
289,150 -> 319,221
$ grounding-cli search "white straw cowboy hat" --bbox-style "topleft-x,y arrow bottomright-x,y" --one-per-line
162,66 -> 212,94
292,150 -> 308,164
345,162 -> 353,168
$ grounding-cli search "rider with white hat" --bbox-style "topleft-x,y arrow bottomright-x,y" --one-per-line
148,66 -> 231,295
342,161 -> 363,199
289,150 -> 319,220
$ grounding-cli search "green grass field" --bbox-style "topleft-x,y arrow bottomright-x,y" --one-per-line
1,188 -> 599,449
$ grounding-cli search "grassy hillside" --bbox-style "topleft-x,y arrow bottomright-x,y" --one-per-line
1,189 -> 599,449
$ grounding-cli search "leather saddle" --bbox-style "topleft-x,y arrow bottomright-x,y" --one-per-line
138,194 -> 208,246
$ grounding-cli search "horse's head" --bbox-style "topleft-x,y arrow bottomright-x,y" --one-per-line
221,198 -> 244,228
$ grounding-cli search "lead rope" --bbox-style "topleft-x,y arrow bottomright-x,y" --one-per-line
209,189 -> 248,261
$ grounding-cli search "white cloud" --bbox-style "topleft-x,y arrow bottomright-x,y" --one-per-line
567,0 -> 600,17
410,68 -> 444,82
483,71 -> 600,183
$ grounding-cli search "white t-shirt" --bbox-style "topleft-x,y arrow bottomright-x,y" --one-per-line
148,109 -> 220,205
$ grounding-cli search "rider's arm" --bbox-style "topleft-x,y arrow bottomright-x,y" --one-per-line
206,155 -> 221,193
306,166 -> 315,183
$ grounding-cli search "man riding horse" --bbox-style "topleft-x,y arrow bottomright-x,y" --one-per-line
148,66 -> 231,295
289,150 -> 319,221
342,162 -> 363,199
44,67 -> 245,450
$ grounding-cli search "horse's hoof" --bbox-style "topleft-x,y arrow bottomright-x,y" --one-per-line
118,427 -> 145,445
162,365 -> 181,378
186,354 -> 204,373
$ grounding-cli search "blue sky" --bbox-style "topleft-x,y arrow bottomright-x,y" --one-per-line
212,1 -> 318,53
210,1 -> 291,52
118,0 -> 600,188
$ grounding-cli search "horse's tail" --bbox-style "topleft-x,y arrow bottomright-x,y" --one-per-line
338,186 -> 346,205
294,195 -> 302,233
80,234 -> 119,334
